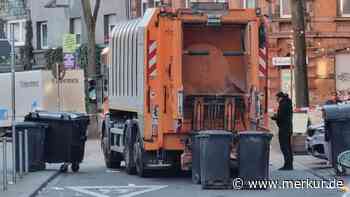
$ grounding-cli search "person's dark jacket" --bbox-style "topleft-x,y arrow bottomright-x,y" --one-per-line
275,97 -> 293,132
325,99 -> 341,105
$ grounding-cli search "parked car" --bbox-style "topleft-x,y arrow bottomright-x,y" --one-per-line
305,123 -> 329,160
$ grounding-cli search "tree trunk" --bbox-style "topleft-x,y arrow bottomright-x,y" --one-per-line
23,20 -> 33,70
291,0 -> 309,108
81,0 -> 101,138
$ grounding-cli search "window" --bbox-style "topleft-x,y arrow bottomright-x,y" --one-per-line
140,0 -> 162,13
37,21 -> 48,49
242,0 -> 256,8
0,21 -> 6,40
70,18 -> 82,45
340,0 -> 350,17
280,0 -> 291,18
141,0 -> 148,15
7,19 -> 26,46
185,0 -> 197,8
215,0 -> 227,3
104,14 -> 117,44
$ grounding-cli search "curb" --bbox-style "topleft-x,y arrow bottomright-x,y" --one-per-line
29,171 -> 61,197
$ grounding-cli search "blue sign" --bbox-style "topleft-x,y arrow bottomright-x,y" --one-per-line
0,108 -> 8,121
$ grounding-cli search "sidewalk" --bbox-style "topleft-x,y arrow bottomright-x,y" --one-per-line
0,140 -> 60,197
269,122 -> 338,181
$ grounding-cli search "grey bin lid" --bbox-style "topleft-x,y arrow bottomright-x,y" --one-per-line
323,104 -> 350,121
15,122 -> 48,129
198,130 -> 233,137
30,111 -> 88,120
238,131 -> 273,138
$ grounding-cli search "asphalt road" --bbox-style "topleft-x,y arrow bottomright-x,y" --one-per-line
35,140 -> 346,197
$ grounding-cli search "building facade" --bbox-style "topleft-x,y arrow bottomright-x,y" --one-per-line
127,0 -> 246,18
28,0 -> 128,67
128,0 -> 350,108
1,0 -> 128,68
264,0 -> 350,108
0,0 -> 29,71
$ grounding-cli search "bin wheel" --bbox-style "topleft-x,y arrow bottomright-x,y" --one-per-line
192,174 -> 201,184
134,132 -> 148,177
60,164 -> 68,173
336,164 -> 346,176
71,163 -> 80,173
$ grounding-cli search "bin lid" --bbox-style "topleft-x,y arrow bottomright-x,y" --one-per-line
198,130 -> 233,136
28,111 -> 88,121
323,104 -> 350,121
15,121 -> 48,129
238,131 -> 273,138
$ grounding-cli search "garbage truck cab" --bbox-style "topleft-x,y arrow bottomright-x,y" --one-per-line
99,5 -> 269,177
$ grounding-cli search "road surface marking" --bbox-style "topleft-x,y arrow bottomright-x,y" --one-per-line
105,169 -> 120,173
67,185 -> 168,197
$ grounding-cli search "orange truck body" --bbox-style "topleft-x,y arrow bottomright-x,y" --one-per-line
100,6 -> 269,174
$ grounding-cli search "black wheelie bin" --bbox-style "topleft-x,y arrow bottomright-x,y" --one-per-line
25,111 -> 89,173
13,122 -> 48,172
238,131 -> 273,189
199,130 -> 233,189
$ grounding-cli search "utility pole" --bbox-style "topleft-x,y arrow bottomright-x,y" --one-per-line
291,0 -> 309,108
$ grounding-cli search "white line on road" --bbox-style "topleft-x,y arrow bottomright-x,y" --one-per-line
67,185 -> 168,197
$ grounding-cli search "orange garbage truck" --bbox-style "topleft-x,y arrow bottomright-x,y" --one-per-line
99,5 -> 269,177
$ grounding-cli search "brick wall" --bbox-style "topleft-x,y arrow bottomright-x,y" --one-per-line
264,0 -> 350,109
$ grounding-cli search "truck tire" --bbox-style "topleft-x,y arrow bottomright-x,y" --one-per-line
134,132 -> 149,177
105,152 -> 122,169
101,123 -> 122,169
124,123 -> 136,174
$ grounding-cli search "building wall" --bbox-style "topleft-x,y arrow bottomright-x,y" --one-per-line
29,0 -> 127,50
128,0 -> 242,18
264,0 -> 350,109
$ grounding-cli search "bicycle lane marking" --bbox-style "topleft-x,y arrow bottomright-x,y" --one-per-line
67,184 -> 168,197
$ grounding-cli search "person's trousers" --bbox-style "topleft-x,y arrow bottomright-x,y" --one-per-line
278,130 -> 293,168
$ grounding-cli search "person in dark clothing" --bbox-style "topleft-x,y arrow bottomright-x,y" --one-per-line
272,92 -> 294,170
325,92 -> 341,105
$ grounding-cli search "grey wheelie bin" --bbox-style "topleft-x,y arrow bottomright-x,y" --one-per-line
199,130 -> 233,189
25,111 -> 89,173
13,122 -> 48,172
191,132 -> 202,184
323,104 -> 350,175
238,131 -> 273,189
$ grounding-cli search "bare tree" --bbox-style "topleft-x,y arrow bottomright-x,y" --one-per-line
291,0 -> 309,107
80,0 -> 101,114
81,0 -> 101,138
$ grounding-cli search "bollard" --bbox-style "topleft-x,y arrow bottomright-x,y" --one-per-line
24,129 -> 29,173
2,136 -> 7,191
19,131 -> 23,178
11,124 -> 16,183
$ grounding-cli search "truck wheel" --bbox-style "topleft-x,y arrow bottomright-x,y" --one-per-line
105,153 -> 122,169
124,123 -> 136,174
125,144 -> 136,174
134,132 -> 148,177
101,133 -> 122,169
